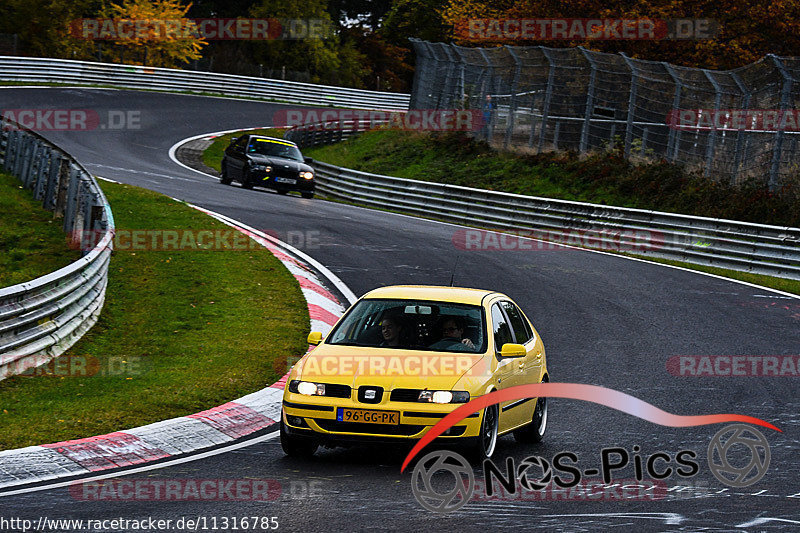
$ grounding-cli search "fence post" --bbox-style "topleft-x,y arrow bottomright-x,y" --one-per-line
505,46 -> 522,149
553,121 -> 561,150
663,62 -> 683,162
730,72 -> 752,185
769,55 -> 792,192
578,47 -> 597,154
477,48 -> 496,143
702,70 -> 722,178
620,53 -> 639,158
538,48 -> 556,154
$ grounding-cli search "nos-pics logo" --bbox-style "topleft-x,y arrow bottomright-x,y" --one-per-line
410,424 -> 770,513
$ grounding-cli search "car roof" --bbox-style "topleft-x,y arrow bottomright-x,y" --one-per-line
248,135 -> 298,146
361,285 -> 502,305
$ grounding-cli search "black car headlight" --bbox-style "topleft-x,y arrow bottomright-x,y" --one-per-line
418,390 -> 470,404
300,171 -> 314,180
252,164 -> 272,172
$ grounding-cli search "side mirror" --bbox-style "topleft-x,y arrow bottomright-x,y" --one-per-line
229,136 -> 239,144
304,157 -> 314,164
499,343 -> 526,358
307,331 -> 323,345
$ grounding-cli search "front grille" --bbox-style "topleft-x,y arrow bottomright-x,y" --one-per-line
390,389 -> 421,402
314,419 -> 424,436
358,386 -> 384,404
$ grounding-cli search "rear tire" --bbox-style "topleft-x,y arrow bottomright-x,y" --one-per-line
280,418 -> 318,458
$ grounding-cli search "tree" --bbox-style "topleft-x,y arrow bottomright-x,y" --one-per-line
97,0 -> 207,68
440,0 -> 800,70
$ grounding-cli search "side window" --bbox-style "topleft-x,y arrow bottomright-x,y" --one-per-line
501,301 -> 533,344
491,304 -> 513,352
235,136 -> 248,150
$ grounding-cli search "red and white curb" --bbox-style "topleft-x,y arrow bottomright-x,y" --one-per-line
0,207 -> 350,490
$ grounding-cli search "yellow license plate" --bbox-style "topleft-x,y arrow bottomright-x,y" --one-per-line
337,408 -> 399,425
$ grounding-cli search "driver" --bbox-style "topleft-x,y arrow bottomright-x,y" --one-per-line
428,316 -> 475,351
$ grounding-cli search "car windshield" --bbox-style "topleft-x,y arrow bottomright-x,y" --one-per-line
326,299 -> 486,352
246,139 -> 303,161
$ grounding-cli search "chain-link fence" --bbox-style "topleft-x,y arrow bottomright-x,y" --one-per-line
410,39 -> 800,190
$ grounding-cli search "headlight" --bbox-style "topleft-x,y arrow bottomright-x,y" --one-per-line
297,381 -> 325,396
300,171 -> 314,180
252,164 -> 272,172
418,390 -> 470,403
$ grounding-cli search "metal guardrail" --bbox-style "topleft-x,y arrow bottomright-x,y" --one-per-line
0,56 -> 410,111
311,160 -> 800,280
285,118 -> 386,148
0,118 -> 114,380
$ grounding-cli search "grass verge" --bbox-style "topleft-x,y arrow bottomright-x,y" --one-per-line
302,130 -> 800,228
0,171 -> 79,287
0,180 -> 309,450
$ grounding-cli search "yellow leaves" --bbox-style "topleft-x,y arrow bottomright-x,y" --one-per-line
98,0 -> 207,68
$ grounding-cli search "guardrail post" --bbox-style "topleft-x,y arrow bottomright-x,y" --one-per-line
702,70 -> 722,178
663,63 -> 683,162
730,72 -> 752,185
538,48 -> 556,154
505,47 -> 522,149
14,133 -> 28,179
63,165 -> 80,233
579,47 -> 597,154
44,151 -> 61,210
33,144 -> 50,200
768,55 -> 792,191
620,53 -> 638,157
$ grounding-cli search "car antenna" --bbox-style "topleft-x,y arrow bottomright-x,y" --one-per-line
448,254 -> 460,287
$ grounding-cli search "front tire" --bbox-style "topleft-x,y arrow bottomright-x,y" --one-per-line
220,163 -> 232,185
301,192 -> 314,199
280,419 -> 318,458
514,385 -> 547,444
465,404 -> 498,462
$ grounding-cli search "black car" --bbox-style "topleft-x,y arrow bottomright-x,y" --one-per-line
220,135 -> 315,198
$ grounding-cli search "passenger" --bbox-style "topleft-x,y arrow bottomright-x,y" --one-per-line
379,316 -> 404,347
429,316 -> 475,351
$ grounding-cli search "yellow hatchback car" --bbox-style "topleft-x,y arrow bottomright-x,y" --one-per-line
280,285 -> 549,460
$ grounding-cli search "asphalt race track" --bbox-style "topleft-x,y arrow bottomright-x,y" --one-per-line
1,88 -> 799,532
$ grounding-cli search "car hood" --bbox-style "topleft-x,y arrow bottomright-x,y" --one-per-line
293,344 -> 487,391
247,155 -> 312,172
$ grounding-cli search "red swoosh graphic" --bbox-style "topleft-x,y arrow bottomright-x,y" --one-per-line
400,383 -> 781,473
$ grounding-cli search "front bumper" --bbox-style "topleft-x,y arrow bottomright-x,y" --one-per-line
282,395 -> 482,444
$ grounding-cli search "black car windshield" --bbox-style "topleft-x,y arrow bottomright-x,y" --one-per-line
246,139 -> 303,161
326,299 -> 486,352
